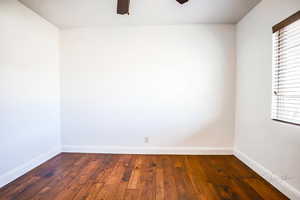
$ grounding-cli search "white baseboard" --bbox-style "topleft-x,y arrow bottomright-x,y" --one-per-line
62,145 -> 233,155
0,147 -> 61,188
234,150 -> 300,200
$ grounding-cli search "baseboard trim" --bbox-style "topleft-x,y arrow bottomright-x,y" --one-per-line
62,145 -> 233,155
0,147 -> 61,188
234,149 -> 300,200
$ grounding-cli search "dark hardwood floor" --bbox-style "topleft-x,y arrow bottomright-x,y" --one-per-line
0,153 -> 288,200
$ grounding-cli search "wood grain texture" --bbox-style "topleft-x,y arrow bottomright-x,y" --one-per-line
0,153 -> 288,200
272,10 -> 300,33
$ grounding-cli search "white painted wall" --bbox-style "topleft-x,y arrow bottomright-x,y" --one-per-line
0,0 -> 60,187
1,0 -> 299,197
60,25 -> 236,153
235,0 -> 300,198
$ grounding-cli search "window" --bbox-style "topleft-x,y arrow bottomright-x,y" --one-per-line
272,11 -> 300,125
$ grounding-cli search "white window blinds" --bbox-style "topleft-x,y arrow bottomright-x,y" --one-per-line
272,11 -> 300,125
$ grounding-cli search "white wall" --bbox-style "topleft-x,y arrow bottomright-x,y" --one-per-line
235,0 -> 300,198
60,25 -> 236,153
0,0 -> 60,187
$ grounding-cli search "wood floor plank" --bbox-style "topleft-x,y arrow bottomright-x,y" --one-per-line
159,155 -> 178,200
127,156 -> 143,189
53,157 -> 101,200
155,168 -> 164,200
0,154 -> 289,200
137,155 -> 156,200
0,154 -> 65,199
83,155 -> 121,200
244,178 -> 290,200
11,154 -> 82,200
207,156 -> 258,200
94,155 -> 131,200
42,155 -> 92,200
172,156 -> 198,200
123,189 -> 140,200
185,156 -> 219,200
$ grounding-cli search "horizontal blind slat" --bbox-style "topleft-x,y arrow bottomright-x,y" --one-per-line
272,17 -> 300,125
271,17 -> 300,124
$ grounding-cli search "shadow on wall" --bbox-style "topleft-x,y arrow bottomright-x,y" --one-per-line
178,119 -> 234,147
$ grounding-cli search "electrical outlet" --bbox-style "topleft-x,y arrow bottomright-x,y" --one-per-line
144,137 -> 149,143
281,175 -> 293,181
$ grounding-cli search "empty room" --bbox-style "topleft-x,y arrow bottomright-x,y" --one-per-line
0,0 -> 299,199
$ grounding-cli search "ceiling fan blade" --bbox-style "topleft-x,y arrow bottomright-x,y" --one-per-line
117,0 -> 130,15
176,0 -> 189,4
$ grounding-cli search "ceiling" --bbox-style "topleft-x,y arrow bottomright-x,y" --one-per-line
19,0 -> 261,29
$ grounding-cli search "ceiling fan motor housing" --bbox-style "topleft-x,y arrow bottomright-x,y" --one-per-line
176,0 -> 189,4
117,0 -> 189,15
117,0 -> 130,15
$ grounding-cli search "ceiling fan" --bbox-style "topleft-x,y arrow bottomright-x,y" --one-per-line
117,0 -> 189,15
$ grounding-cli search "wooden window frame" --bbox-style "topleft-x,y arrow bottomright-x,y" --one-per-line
272,11 -> 300,33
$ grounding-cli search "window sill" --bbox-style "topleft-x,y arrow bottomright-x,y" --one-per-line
272,119 -> 300,127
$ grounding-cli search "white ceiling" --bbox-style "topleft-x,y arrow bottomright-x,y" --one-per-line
19,0 -> 261,29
